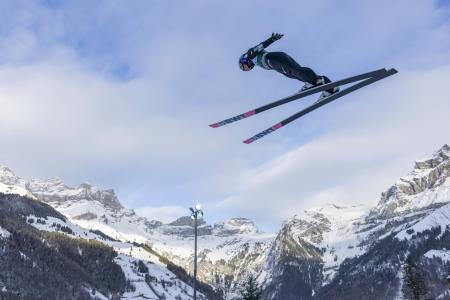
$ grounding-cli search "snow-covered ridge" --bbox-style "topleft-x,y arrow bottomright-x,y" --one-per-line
424,249 -> 450,263
25,214 -> 206,299
279,203 -> 371,283
285,203 -> 368,244
395,202 -> 450,241
0,165 -> 123,210
213,218 -> 259,236
0,182 -> 33,198
0,166 -> 25,186
304,203 -> 369,224
30,179 -> 123,211
370,144 -> 450,219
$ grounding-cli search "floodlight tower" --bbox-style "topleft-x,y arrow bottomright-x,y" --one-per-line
190,204 -> 203,300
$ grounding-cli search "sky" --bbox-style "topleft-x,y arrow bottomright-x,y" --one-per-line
0,1 -> 450,231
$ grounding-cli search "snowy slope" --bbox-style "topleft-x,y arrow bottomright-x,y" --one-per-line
0,182 -> 29,197
26,213 -> 206,300
424,249 -> 450,263
47,191 -> 275,292
270,203 -> 371,284
395,202 -> 450,240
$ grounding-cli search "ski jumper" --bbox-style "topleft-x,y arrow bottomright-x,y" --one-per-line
243,36 -> 331,85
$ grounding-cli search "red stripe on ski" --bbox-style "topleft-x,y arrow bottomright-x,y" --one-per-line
209,69 -> 388,129
243,123 -> 283,144
244,110 -> 256,117
272,123 -> 283,130
209,110 -> 256,128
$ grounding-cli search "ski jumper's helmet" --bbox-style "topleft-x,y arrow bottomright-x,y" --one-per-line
239,54 -> 254,71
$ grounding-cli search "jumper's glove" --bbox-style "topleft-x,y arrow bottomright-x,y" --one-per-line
271,33 -> 284,41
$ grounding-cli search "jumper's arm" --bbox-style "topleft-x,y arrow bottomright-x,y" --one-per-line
246,33 -> 283,59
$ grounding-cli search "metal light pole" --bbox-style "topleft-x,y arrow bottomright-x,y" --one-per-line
190,204 -> 203,300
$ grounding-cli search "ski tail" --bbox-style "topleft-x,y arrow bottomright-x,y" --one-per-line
209,110 -> 256,128
243,123 -> 283,144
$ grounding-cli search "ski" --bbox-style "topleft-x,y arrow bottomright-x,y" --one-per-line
209,68 -> 388,128
243,68 -> 398,144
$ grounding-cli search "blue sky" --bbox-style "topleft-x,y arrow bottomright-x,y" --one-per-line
0,1 -> 450,231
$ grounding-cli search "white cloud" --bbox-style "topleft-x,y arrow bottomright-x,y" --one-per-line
134,205 -> 187,224
0,1 -> 449,231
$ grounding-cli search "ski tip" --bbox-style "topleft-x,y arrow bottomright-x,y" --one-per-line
209,123 -> 220,128
243,123 -> 283,144
389,68 -> 399,74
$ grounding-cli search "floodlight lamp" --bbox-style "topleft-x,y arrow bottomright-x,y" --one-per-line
191,215 -> 195,220
195,204 -> 202,210
199,211 -> 204,218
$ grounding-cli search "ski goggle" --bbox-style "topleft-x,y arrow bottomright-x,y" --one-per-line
239,55 -> 249,64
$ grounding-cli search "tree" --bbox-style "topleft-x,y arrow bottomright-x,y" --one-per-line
402,256 -> 429,300
237,274 -> 261,300
137,260 -> 149,273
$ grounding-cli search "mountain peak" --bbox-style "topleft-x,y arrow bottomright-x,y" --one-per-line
302,203 -> 368,222
78,182 -> 93,189
438,143 -> 450,154
414,144 -> 450,170
168,216 -> 206,227
213,217 -> 258,236
372,144 -> 450,219
0,166 -> 123,211
0,166 -> 21,185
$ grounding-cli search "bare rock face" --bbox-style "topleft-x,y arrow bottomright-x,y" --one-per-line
168,216 -> 206,227
414,144 -> 450,170
163,216 -> 212,236
0,166 -> 24,186
73,212 -> 98,220
30,179 -> 123,211
213,218 -> 259,237
285,212 -> 331,245
263,221 -> 324,300
161,217 -> 259,238
370,144 -> 450,219
0,166 -> 124,211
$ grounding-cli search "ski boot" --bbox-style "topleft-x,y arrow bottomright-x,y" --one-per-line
316,76 -> 340,101
299,82 -> 315,92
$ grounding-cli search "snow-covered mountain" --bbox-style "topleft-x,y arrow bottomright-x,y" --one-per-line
370,144 -> 450,219
1,144 -> 450,299
0,192 -> 209,299
0,165 -> 274,299
261,145 -> 450,299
